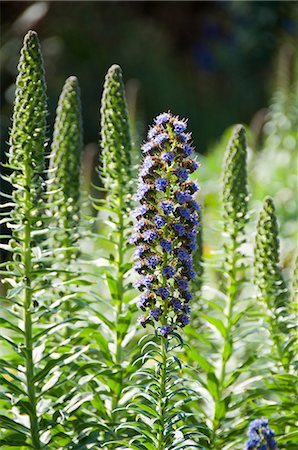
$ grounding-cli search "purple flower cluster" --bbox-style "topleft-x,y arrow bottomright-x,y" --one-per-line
131,112 -> 200,337
245,419 -> 278,450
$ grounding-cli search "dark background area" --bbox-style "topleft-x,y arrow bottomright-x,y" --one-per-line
1,1 -> 298,153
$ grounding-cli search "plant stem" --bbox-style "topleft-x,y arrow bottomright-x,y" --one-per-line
157,336 -> 167,450
111,184 -> 125,415
24,165 -> 40,449
211,239 -> 237,448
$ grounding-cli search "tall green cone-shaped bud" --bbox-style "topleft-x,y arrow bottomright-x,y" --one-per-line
4,30 -> 47,449
9,30 -> 47,223
48,76 -> 83,260
254,197 -> 289,334
99,64 -> 132,207
222,125 -> 248,239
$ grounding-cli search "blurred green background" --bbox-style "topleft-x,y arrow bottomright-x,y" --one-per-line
1,1 -> 297,151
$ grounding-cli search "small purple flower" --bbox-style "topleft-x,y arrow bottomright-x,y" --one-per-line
184,181 -> 199,194
162,266 -> 175,278
157,286 -> 170,299
162,152 -> 175,163
160,201 -> 174,214
178,207 -> 191,220
175,191 -> 187,204
183,291 -> 193,302
179,132 -> 191,142
173,120 -> 187,134
171,298 -> 183,310
137,292 -> 150,310
134,183 -> 150,201
148,127 -> 158,139
140,156 -> 155,176
138,315 -> 151,328
134,261 -> 145,273
143,275 -> 154,288
155,178 -> 169,192
184,304 -> 191,314
160,239 -> 172,253
134,220 -> 145,232
132,205 -> 148,218
142,142 -> 154,153
182,145 -> 193,156
143,229 -> 158,243
154,133 -> 169,146
176,168 -> 189,182
189,212 -> 199,226
183,258 -> 193,269
178,314 -> 190,327
191,161 -> 199,171
147,255 -> 160,268
187,268 -> 196,280
160,325 -> 172,337
155,112 -> 170,125
190,200 -> 200,211
177,248 -> 190,261
176,277 -> 189,291
129,233 -> 139,244
150,308 -> 162,320
134,245 -> 146,259
172,223 -> 185,236
154,214 -> 166,228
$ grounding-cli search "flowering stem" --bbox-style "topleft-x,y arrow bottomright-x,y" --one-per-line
112,194 -> 125,414
210,238 -> 237,448
24,156 -> 40,449
157,335 -> 167,450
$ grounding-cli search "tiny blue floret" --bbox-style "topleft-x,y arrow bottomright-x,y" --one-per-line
160,239 -> 172,253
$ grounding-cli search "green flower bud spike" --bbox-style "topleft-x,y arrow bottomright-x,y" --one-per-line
4,30 -> 47,449
99,64 -> 132,208
47,76 -> 83,260
222,124 -> 248,241
210,125 -> 249,448
254,196 -> 290,364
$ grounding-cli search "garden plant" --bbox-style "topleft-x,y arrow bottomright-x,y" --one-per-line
0,30 -> 297,450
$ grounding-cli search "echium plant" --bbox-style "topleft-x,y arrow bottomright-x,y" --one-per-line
78,64 -> 136,447
207,125 -> 249,448
47,75 -> 83,261
0,30 -> 47,449
132,112 -> 199,335
253,197 -> 297,445
244,419 -> 278,450
254,197 -> 291,365
122,113 -> 207,450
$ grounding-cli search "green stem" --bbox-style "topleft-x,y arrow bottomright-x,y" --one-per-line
111,186 -> 125,416
157,336 -> 167,450
267,304 -> 287,371
24,167 -> 40,449
211,238 -> 237,448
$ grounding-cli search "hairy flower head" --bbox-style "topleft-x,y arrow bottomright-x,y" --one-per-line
131,112 -> 200,336
245,418 -> 278,450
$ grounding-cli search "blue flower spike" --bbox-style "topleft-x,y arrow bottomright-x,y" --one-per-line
245,418 -> 279,450
131,112 -> 200,337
